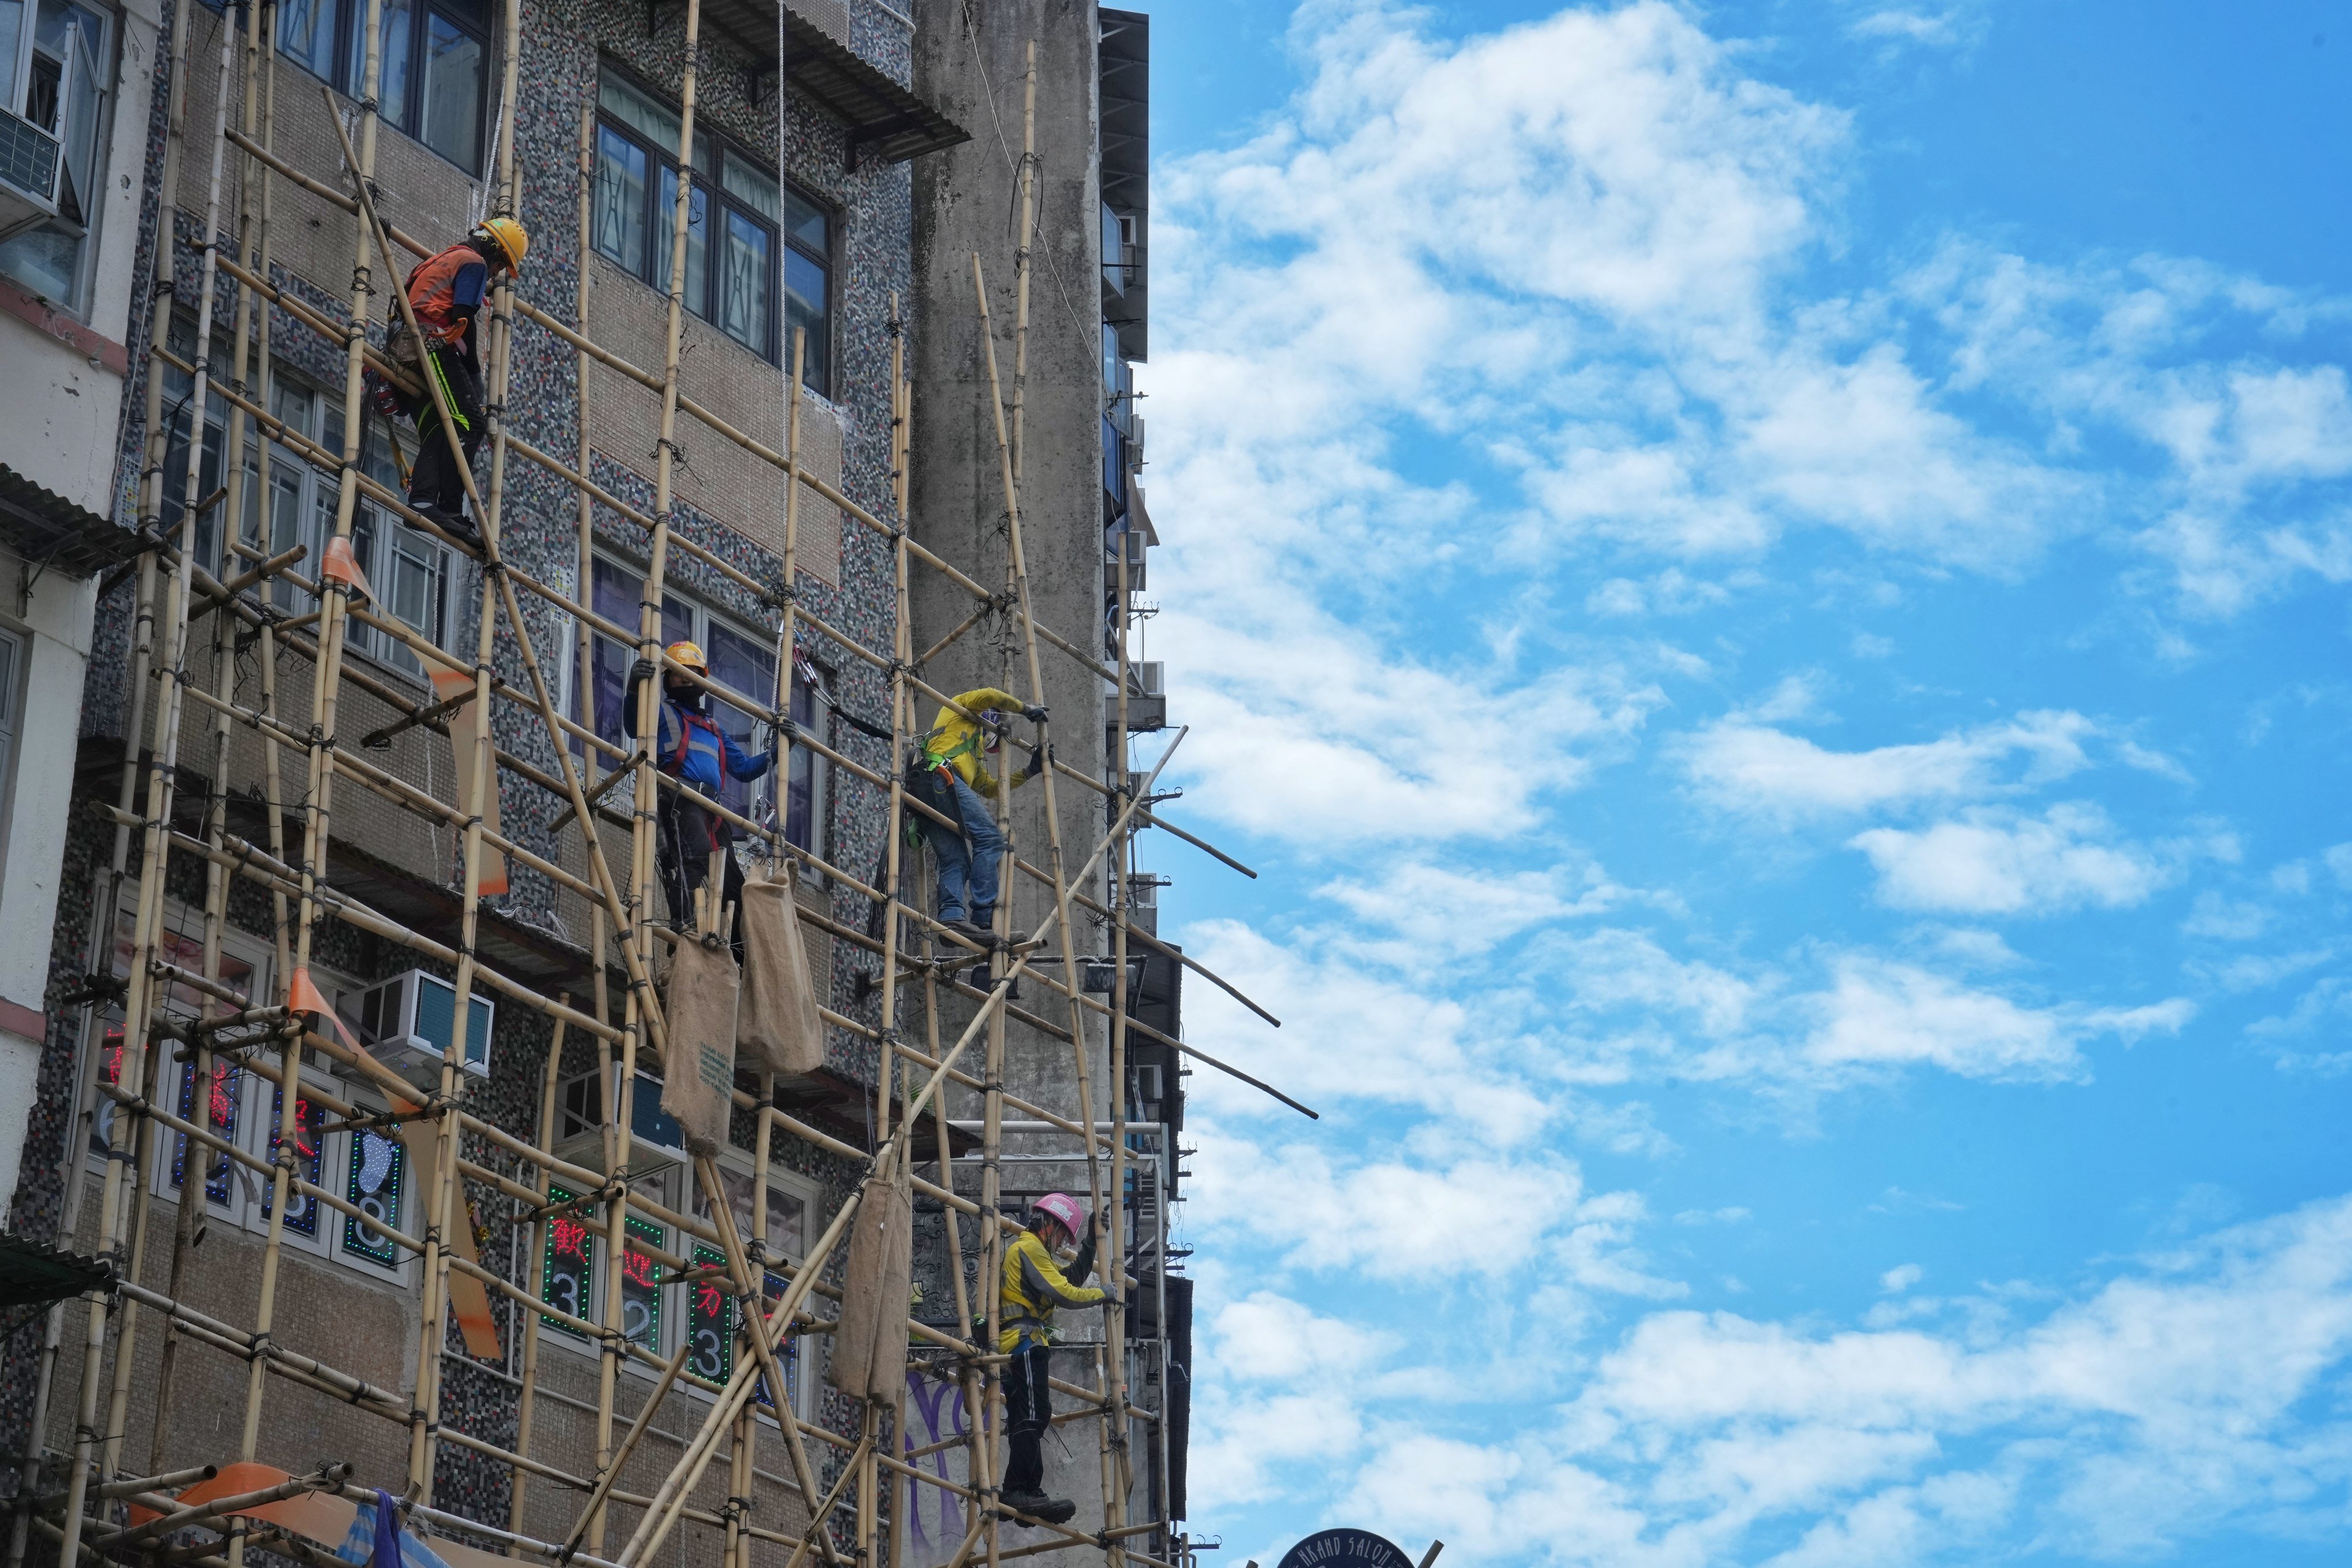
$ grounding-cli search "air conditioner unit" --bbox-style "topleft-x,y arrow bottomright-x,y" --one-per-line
551,1067 -> 688,1181
0,106 -> 64,230
1134,662 -> 1164,698
351,970 -> 493,1089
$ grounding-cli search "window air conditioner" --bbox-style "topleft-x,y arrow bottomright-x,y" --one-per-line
0,105 -> 63,227
351,969 -> 493,1089
551,1066 -> 688,1181
1134,662 -> 1164,698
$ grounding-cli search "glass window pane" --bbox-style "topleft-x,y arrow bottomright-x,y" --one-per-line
267,462 -> 304,612
719,208 -> 768,353
343,1126 -> 406,1265
598,71 -> 677,153
620,1215 -> 663,1349
656,165 -> 708,320
0,225 -> 84,306
542,1185 -> 594,1333
705,621 -> 774,706
276,0 -> 338,79
592,126 -> 647,275
349,0 -> 412,121
170,1060 -> 240,1208
785,248 -> 825,392
261,1082 -> 329,1235
686,1243 -> 731,1383
783,188 -> 825,254
419,11 -> 480,168
786,676 -> 815,851
721,150 -> 778,222
0,0 -> 23,107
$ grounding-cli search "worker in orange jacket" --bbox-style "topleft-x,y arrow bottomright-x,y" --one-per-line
389,217 -> 527,542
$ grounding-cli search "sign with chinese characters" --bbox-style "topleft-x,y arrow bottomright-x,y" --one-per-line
1275,1531 -> 1415,1568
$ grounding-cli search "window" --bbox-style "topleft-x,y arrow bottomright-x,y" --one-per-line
158,334 -> 453,680
79,898 -> 427,1280
0,0 -> 113,311
539,1158 -> 814,1416
275,0 -> 485,172
573,555 -> 827,856
591,67 -> 829,385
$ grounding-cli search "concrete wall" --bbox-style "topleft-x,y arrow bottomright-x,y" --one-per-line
0,546 -> 98,1229
910,3 -> 1122,1559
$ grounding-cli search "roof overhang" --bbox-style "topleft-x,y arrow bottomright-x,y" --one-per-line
0,462 -> 140,578
683,0 -> 969,164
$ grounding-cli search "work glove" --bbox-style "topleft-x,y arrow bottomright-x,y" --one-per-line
1022,705 -> 1049,724
1024,744 -> 1046,781
629,657 -> 657,687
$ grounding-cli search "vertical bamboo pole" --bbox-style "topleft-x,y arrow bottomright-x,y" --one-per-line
968,248 -> 1111,1538
507,1005 -> 570,1550
57,4 -> 240,1552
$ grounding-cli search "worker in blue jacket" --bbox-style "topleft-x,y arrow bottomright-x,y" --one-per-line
630,641 -> 771,961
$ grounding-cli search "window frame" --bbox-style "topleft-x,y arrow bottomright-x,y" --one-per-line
570,552 -> 830,862
0,0 -> 116,314
532,1159 -> 817,1419
589,63 -> 832,385
159,341 -> 455,688
271,0 -> 488,174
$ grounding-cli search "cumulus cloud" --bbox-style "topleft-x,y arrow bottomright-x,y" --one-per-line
1307,1196 -> 2352,1563
1803,956 -> 2191,1083
1848,803 -> 2181,914
1679,710 -> 2098,816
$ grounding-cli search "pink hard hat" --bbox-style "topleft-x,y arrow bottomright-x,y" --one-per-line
1032,1193 -> 1084,1235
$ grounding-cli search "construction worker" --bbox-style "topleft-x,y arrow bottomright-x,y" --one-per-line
907,688 -> 1046,943
390,217 -> 527,543
629,642 -> 771,961
998,1192 -> 1103,1524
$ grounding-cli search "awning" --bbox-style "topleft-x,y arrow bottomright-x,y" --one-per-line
0,462 -> 140,578
683,1 -> 969,164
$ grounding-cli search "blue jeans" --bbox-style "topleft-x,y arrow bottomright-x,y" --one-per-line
916,771 -> 1005,923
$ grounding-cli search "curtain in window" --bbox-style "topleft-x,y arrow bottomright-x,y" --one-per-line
656,165 -> 708,314
720,209 -> 769,352
593,127 -> 646,273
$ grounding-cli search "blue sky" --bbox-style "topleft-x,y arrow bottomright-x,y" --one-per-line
1122,2 -> 2352,1563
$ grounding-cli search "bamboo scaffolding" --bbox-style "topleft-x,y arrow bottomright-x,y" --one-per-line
45,27 -> 1269,1568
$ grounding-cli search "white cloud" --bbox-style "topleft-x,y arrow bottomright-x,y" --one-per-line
1849,803 -> 2179,914
1880,1264 -> 1924,1293
1679,710 -> 2098,816
1803,956 -> 2191,1083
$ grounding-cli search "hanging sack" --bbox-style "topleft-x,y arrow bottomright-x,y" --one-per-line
661,930 -> 739,1156
827,1157 -> 914,1400
739,866 -> 826,1077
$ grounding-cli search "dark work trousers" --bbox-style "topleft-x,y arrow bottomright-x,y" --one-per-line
1002,1340 -> 1053,1497
407,343 -> 485,514
658,787 -> 747,963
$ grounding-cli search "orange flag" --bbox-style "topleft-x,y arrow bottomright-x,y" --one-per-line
320,536 -> 374,603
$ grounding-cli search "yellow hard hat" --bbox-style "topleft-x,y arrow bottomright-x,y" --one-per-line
665,639 -> 708,674
474,217 -> 528,274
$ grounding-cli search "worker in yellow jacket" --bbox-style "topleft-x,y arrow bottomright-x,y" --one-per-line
997,1192 -> 1103,1523
907,687 -> 1046,943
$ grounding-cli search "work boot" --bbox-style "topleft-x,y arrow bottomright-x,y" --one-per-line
1001,1491 -> 1076,1526
411,500 -> 480,546
941,916 -> 994,947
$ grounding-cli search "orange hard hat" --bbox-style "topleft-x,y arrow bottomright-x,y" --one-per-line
665,639 -> 708,674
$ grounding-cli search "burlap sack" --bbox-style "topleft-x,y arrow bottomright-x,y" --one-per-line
738,870 -> 825,1077
827,1160 -> 913,1400
660,934 -> 739,1156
